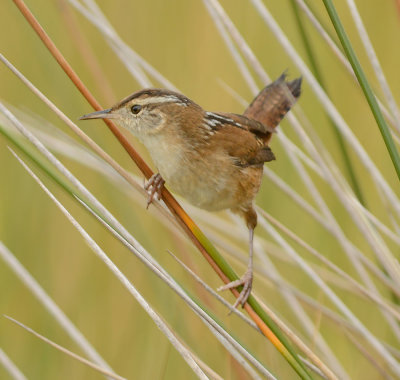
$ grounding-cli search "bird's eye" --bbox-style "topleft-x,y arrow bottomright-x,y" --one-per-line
131,105 -> 142,114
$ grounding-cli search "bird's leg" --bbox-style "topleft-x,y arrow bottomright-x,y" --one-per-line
144,173 -> 165,209
218,227 -> 254,309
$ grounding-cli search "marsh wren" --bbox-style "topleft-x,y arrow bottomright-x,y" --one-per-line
80,73 -> 302,308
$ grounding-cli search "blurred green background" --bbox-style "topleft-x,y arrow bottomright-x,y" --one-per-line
1,0 -> 400,379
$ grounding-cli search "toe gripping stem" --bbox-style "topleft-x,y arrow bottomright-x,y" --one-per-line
144,173 -> 165,209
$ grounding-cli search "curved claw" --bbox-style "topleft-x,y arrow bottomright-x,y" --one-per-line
218,269 -> 253,311
144,173 -> 165,209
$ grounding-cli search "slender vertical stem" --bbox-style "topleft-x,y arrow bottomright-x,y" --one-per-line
322,0 -> 400,183
289,0 -> 366,205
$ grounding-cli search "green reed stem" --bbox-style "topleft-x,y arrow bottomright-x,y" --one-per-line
289,0 -> 366,205
322,0 -> 400,183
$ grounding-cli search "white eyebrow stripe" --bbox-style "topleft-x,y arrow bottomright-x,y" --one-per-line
140,96 -> 188,106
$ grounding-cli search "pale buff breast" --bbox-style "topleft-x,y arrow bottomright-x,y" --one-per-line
142,134 -> 263,211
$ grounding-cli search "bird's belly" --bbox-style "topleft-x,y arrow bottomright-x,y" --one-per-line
146,139 -> 262,212
153,152 -> 237,211
162,163 -> 237,210
169,173 -> 237,211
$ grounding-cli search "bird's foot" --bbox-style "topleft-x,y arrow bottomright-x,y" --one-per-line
144,173 -> 165,209
218,269 -> 253,310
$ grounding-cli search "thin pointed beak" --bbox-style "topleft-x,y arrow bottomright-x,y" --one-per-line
79,108 -> 117,120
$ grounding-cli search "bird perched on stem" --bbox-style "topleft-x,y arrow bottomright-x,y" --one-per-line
80,73 -> 302,308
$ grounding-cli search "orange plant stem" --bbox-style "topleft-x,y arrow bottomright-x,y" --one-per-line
12,0 -> 236,314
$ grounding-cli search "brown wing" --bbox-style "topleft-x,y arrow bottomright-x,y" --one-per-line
203,74 -> 301,168
244,73 -> 302,136
205,113 -> 275,167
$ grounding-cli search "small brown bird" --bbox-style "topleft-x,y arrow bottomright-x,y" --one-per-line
80,73 -> 301,308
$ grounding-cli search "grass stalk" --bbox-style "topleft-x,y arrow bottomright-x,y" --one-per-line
297,0 -> 399,139
4,316 -> 126,380
321,0 -> 400,182
0,348 -> 27,380
345,0 -> 400,134
0,242 -> 115,376
289,0 -> 366,206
